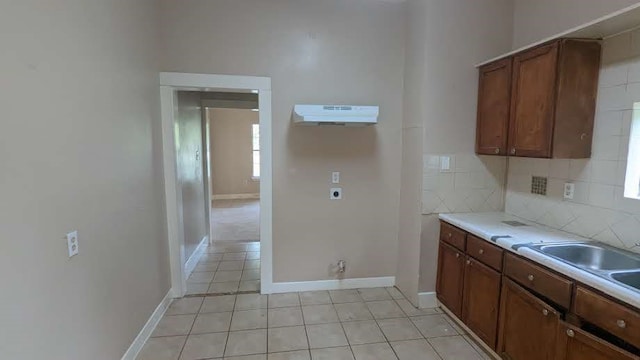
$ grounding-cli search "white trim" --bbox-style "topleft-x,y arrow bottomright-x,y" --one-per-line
120,290 -> 174,360
269,277 -> 395,294
439,303 -> 500,360
212,193 -> 260,200
184,236 -> 208,279
418,292 -> 437,309
159,72 -> 273,297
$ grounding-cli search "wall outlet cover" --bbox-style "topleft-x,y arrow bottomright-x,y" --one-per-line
332,172 -> 340,184
330,188 -> 342,200
564,183 -> 575,199
67,231 -> 79,258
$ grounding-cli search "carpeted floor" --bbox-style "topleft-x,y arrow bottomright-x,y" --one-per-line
211,199 -> 260,242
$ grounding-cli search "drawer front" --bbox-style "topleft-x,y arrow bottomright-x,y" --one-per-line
440,222 -> 466,251
574,286 -> 640,347
504,253 -> 573,308
466,235 -> 503,271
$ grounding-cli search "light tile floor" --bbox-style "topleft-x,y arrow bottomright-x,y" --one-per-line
186,241 -> 261,296
138,287 -> 492,360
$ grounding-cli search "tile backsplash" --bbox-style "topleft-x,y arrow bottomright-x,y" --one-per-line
422,153 -> 506,214
505,30 -> 640,254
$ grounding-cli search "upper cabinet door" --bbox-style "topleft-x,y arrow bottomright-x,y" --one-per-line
476,58 -> 512,156
508,42 -> 559,158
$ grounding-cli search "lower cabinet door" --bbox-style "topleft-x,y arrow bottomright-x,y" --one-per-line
556,322 -> 640,360
497,278 -> 559,360
436,241 -> 465,317
462,257 -> 501,349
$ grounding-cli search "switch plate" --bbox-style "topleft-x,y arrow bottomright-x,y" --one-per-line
564,183 -> 575,199
67,231 -> 79,258
332,172 -> 340,184
330,188 -> 342,200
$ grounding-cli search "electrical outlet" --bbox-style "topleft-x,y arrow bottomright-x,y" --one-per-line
564,183 -> 575,199
67,231 -> 79,258
330,188 -> 342,200
332,172 -> 340,184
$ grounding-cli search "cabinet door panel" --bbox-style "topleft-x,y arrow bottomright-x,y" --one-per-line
462,257 -> 501,349
509,42 -> 559,158
497,278 -> 559,360
556,322 -> 639,360
436,241 -> 465,318
476,58 -> 512,155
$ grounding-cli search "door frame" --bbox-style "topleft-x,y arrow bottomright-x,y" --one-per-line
159,72 -> 273,297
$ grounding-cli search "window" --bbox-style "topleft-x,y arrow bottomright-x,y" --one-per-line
624,102 -> 640,199
252,123 -> 260,179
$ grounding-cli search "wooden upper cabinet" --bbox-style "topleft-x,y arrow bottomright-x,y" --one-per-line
556,322 -> 640,360
436,241 -> 465,318
476,58 -> 512,155
476,38 -> 601,158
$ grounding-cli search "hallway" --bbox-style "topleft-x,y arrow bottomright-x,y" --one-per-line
211,199 -> 260,242
138,287 -> 490,360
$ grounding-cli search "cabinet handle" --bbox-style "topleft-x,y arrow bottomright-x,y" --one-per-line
566,329 -> 575,337
527,274 -> 534,281
478,249 -> 484,255
617,320 -> 626,329
494,148 -> 500,154
448,233 -> 453,238
542,309 -> 549,316
466,260 -> 471,265
510,147 -> 516,155
455,253 -> 460,259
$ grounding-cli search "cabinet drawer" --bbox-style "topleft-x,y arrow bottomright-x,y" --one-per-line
504,253 -> 573,308
574,286 -> 640,347
440,222 -> 466,251
466,235 -> 503,271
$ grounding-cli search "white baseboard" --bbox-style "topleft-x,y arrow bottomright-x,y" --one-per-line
418,291 -> 437,309
268,276 -> 395,294
212,193 -> 260,200
121,290 -> 174,360
439,303 -> 500,360
185,236 -> 208,279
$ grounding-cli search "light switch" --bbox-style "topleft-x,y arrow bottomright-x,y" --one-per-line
332,172 -> 340,184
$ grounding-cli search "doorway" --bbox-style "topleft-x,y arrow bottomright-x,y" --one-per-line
159,73 -> 273,298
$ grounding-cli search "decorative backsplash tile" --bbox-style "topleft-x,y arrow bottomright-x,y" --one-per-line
504,31 -> 640,254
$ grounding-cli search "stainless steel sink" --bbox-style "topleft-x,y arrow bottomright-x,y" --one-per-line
536,243 -> 640,271
610,271 -> 640,291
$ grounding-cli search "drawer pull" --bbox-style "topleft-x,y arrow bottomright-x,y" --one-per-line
542,309 -> 549,316
455,253 -> 460,259
566,329 -> 575,337
478,249 -> 484,255
527,274 -> 535,281
511,147 -> 516,155
448,233 -> 453,238
494,148 -> 500,154
466,260 -> 471,265
617,320 -> 626,329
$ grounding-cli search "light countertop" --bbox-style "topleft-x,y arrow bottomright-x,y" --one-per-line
438,212 -> 640,310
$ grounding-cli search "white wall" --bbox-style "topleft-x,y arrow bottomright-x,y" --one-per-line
160,0 -> 406,282
505,30 -> 640,254
0,1 -> 169,359
397,0 -> 513,298
176,91 -> 208,259
512,0 -> 640,48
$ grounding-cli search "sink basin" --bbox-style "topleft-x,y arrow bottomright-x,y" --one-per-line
611,271 -> 640,291
536,243 -> 640,271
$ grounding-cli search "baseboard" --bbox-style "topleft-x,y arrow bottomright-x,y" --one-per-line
185,236 -> 208,279
418,291 -> 437,309
439,303 -> 500,360
212,193 -> 260,200
121,290 -> 174,360
268,276 -> 395,294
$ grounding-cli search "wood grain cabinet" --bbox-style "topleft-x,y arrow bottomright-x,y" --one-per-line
556,322 -> 640,360
462,256 -> 501,349
436,241 -> 465,318
497,278 -> 560,360
476,39 -> 601,158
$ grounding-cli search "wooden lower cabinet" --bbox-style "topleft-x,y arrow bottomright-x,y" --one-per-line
462,256 -> 501,349
556,322 -> 640,360
497,278 -> 559,360
436,241 -> 465,318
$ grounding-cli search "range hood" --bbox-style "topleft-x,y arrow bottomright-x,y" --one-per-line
293,104 -> 379,126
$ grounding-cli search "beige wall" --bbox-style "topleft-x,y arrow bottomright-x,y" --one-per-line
176,91 -> 208,259
512,0 -> 640,48
397,0 -> 513,297
209,108 -> 260,196
0,1 -> 169,359
505,31 -> 640,255
160,0 -> 405,282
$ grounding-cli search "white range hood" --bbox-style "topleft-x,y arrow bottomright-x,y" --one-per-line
293,104 -> 379,126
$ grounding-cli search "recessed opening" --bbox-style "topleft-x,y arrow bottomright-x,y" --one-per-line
624,102 -> 640,200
